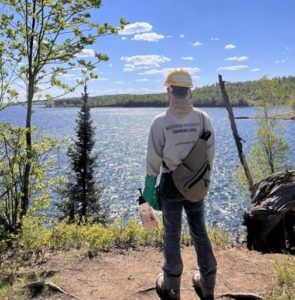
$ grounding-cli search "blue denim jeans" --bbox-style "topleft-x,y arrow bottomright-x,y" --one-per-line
160,197 -> 217,291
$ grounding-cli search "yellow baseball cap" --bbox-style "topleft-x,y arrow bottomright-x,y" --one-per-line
164,69 -> 193,88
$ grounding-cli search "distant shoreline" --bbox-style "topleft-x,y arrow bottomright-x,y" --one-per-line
6,75 -> 295,110
45,101 -> 250,108
12,101 -> 249,108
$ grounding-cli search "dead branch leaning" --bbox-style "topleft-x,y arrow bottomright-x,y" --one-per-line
218,74 -> 254,191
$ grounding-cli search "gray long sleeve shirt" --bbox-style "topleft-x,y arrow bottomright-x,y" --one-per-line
146,108 -> 215,177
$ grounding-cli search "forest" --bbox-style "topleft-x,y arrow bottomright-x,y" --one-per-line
50,75 -> 295,108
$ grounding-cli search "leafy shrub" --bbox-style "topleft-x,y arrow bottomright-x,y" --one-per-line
208,227 -> 230,246
12,217 -> 229,260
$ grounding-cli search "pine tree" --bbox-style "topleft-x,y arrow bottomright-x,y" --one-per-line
60,84 -> 104,223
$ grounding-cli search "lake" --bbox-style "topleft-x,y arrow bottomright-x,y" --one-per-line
1,105 -> 294,235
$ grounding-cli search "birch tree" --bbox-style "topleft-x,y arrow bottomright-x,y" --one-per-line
0,0 -> 126,220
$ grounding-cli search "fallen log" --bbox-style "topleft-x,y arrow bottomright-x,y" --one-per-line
215,293 -> 264,300
234,113 -> 295,121
234,116 -> 250,119
244,170 -> 295,253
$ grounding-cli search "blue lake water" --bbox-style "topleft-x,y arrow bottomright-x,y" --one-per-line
1,105 -> 294,235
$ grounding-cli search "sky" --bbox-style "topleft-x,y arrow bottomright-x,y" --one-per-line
79,0 -> 295,96
8,0 -> 295,98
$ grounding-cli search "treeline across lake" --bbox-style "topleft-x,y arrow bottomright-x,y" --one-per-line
49,76 -> 295,108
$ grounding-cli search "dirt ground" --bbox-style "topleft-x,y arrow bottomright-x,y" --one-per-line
24,245 -> 292,300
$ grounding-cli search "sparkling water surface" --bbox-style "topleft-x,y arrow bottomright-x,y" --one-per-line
1,105 -> 294,236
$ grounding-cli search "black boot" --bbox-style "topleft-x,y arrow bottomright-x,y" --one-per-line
156,273 -> 181,300
192,274 -> 214,300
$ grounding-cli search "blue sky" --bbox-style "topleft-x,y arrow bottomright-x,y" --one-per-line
52,0 -> 295,96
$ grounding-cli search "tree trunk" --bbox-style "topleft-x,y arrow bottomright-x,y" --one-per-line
20,75 -> 34,220
80,156 -> 88,221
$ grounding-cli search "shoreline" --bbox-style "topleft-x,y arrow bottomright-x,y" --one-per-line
234,112 -> 295,120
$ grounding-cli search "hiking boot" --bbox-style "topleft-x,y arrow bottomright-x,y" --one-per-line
192,274 -> 214,300
156,273 -> 181,300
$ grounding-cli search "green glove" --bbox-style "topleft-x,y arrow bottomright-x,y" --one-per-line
143,176 -> 160,211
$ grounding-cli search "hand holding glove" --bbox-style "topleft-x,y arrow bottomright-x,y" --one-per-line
142,176 -> 160,211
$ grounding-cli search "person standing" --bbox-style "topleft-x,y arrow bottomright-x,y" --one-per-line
142,69 -> 217,300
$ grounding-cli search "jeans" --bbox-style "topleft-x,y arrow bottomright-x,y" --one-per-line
160,197 -> 217,291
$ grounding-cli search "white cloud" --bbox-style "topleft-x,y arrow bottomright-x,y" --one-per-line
132,32 -> 165,42
225,44 -> 236,50
181,56 -> 194,61
94,77 -> 109,81
75,49 -> 95,58
211,37 -> 219,41
114,81 -> 125,84
250,68 -> 260,72
166,35 -> 172,39
217,65 -> 248,71
136,78 -> 149,82
275,59 -> 286,64
285,46 -> 291,50
123,64 -> 150,72
193,41 -> 202,47
121,55 -> 170,72
121,37 -> 127,40
139,67 -> 201,76
118,22 -> 152,35
179,34 -> 185,38
224,56 -> 249,62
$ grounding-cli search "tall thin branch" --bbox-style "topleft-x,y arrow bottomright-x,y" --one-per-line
218,74 -> 254,190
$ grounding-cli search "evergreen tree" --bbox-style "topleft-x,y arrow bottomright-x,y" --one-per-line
60,85 -> 103,223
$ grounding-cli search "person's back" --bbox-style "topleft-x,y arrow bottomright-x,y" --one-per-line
146,108 -> 214,176
142,69 -> 217,300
